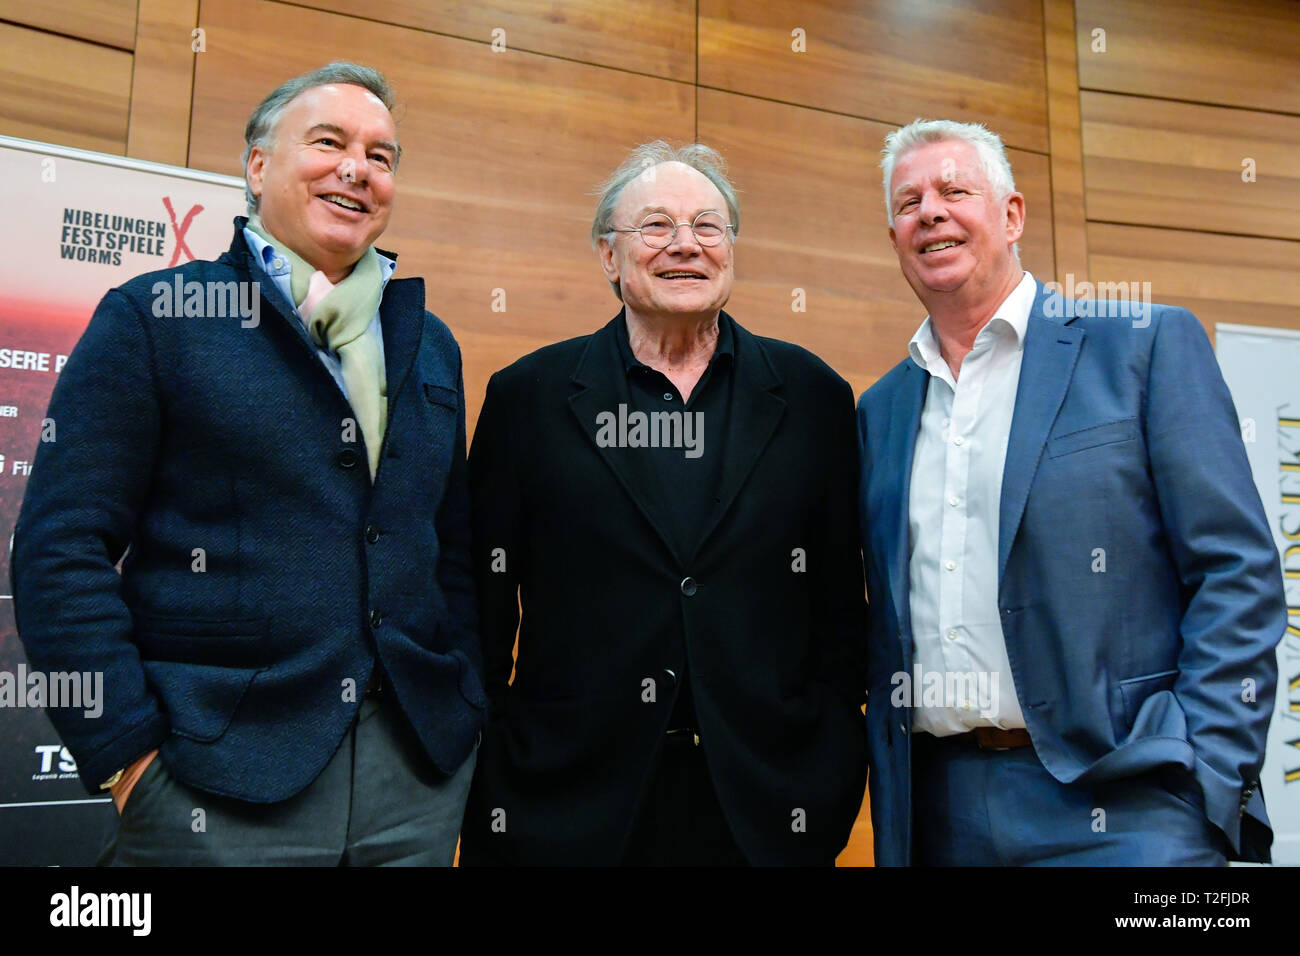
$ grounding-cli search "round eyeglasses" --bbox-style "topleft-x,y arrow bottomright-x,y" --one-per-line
609,211 -> 734,249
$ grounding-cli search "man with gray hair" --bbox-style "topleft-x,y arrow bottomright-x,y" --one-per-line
12,62 -> 485,864
858,118 -> 1284,865
459,141 -> 868,865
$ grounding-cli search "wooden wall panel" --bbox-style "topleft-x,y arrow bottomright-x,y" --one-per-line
0,22 -> 131,154
699,0 -> 1050,153
1075,0 -> 1300,114
1088,223 -> 1300,340
295,0 -> 696,83
23,0 -> 1290,866
1081,91 -> 1300,241
0,0 -> 137,50
1043,0 -> 1088,284
699,89 -> 1055,397
189,0 -> 694,428
127,0 -> 200,166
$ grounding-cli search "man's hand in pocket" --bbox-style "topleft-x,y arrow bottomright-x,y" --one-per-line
110,749 -> 160,814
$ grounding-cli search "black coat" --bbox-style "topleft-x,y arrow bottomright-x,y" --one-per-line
459,312 -> 867,865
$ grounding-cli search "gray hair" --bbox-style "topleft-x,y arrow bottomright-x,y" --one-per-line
591,141 -> 741,246
240,61 -> 400,213
879,119 -> 1016,226
591,141 -> 740,300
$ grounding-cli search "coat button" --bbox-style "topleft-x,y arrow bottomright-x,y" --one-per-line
364,523 -> 380,543
662,668 -> 678,690
338,449 -> 360,469
369,609 -> 383,629
680,577 -> 698,597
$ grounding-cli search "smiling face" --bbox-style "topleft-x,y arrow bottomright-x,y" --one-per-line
246,83 -> 398,281
598,162 -> 734,326
888,138 -> 1024,310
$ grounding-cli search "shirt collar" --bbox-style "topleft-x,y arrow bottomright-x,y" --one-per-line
242,226 -> 397,288
614,309 -> 735,376
908,270 -> 1036,374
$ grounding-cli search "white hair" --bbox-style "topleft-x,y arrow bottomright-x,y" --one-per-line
880,119 -> 1016,225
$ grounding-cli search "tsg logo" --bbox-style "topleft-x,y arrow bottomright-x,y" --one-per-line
32,744 -> 77,781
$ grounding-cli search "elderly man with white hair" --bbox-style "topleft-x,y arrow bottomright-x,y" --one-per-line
857,118 -> 1284,866
460,141 -> 869,866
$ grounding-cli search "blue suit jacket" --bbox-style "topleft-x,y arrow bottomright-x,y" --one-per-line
12,220 -> 487,801
858,280 -> 1285,865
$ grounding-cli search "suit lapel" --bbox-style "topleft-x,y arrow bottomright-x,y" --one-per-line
232,221 -> 425,471
233,232 -> 316,357
568,317 -> 683,564
566,313 -> 786,568
690,319 -> 785,562
997,282 -> 1084,584
377,276 -> 424,420
883,362 -> 927,646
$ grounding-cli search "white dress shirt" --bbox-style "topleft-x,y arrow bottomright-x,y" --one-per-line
906,270 -> 1038,736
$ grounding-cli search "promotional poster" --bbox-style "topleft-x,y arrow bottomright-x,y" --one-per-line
1217,322 -> 1300,866
0,135 -> 244,865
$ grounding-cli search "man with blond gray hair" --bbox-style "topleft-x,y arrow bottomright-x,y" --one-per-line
13,62 -> 484,865
460,141 -> 868,866
858,118 -> 1284,865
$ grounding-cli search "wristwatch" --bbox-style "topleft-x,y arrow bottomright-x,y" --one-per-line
100,769 -> 124,790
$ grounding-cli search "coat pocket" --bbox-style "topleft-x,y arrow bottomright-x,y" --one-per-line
1047,418 -> 1138,458
1117,668 -> 1178,728
135,616 -> 269,742
424,383 -> 459,410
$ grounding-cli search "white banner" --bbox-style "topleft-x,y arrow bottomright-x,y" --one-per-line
0,134 -> 244,864
1217,322 -> 1300,866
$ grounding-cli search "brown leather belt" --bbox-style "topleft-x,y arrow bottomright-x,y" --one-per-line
949,727 -> 1033,751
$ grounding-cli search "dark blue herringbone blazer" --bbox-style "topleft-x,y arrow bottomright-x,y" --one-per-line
12,220 -> 486,801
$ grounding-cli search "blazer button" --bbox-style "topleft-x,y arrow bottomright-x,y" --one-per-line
364,523 -> 380,543
338,449 -> 360,469
662,668 -> 678,690
680,577 -> 698,597
369,609 -> 383,629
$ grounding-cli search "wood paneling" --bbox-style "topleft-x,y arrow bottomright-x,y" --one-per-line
1078,1 -> 1300,341
1075,0 -> 1300,115
1088,222 -> 1300,340
295,0 -> 696,83
1081,91 -> 1300,241
698,89 -> 1055,397
189,0 -> 694,428
21,0 -> 1295,866
0,0 -> 137,50
1043,0 -> 1088,284
699,0 -> 1050,154
127,0 -> 200,166
0,22 -> 131,153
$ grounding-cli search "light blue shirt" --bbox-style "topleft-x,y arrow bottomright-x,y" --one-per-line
243,226 -> 396,402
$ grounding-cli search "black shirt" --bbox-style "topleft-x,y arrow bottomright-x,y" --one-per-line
612,310 -> 735,729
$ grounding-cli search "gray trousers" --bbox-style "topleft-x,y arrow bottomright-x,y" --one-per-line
100,694 -> 476,866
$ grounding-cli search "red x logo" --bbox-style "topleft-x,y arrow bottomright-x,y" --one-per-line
162,197 -> 204,266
